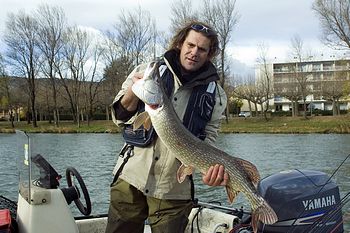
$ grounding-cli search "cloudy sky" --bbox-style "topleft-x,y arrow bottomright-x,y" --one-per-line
0,0 -> 342,74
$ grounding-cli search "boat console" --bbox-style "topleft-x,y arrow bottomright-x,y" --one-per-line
15,131 -> 91,233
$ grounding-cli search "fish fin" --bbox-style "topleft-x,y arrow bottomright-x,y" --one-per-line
251,199 -> 278,233
133,111 -> 150,130
251,213 -> 259,233
143,116 -> 152,130
177,164 -> 194,183
236,158 -> 261,187
225,183 -> 240,203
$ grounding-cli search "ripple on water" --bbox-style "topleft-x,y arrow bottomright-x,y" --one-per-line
0,133 -> 349,230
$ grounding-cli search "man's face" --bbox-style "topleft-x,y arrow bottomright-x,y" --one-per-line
179,30 -> 211,72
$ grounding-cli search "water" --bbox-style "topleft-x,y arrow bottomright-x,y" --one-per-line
1,133 -> 350,230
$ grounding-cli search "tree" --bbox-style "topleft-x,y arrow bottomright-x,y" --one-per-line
198,0 -> 239,122
0,69 -> 27,125
274,74 -> 302,117
112,6 -> 154,66
170,0 -> 198,32
36,4 -> 67,126
225,85 -> 243,115
0,55 -> 15,127
56,26 -> 91,126
321,59 -> 349,115
289,35 -> 312,119
201,0 -> 239,89
101,56 -> 131,119
80,41 -> 105,125
4,11 -> 42,127
35,78 -> 54,121
256,42 -> 274,120
233,75 -> 259,117
102,30 -> 134,100
313,0 -> 350,49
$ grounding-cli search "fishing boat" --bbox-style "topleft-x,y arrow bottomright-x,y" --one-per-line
0,131 -> 346,233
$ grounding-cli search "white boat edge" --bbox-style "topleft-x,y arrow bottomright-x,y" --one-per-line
75,206 -> 238,233
16,187 -> 239,233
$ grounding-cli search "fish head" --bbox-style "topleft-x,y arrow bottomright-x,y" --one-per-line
132,61 -> 164,109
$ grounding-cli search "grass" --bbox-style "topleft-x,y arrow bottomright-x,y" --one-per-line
0,115 -> 350,134
0,120 -> 119,133
220,115 -> 350,134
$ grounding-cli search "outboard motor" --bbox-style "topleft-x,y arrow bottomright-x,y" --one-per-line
257,169 -> 343,233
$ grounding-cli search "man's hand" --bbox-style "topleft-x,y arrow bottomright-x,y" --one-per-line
202,164 -> 229,186
120,72 -> 143,111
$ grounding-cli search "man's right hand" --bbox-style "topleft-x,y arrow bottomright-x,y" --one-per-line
120,72 -> 143,111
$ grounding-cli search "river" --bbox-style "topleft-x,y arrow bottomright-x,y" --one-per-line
0,133 -> 349,230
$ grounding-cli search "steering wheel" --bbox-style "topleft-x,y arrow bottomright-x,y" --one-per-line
66,167 -> 92,216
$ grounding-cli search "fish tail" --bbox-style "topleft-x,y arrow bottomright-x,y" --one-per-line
251,200 -> 278,233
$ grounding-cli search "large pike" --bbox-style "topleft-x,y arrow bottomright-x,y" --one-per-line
132,62 -> 278,232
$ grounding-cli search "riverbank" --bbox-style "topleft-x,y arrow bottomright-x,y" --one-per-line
1,115 -> 349,134
221,115 -> 350,134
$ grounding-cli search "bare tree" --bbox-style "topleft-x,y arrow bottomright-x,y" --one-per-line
35,79 -> 52,121
4,11 -> 42,127
274,75 -> 302,117
102,30 -> 134,90
201,0 -> 239,122
150,19 -> 161,60
289,35 -> 312,118
170,0 -> 198,32
201,0 -> 239,87
321,59 -> 349,115
313,0 -> 350,49
36,4 -> 67,126
56,26 -> 91,126
81,40 -> 105,125
234,75 -> 259,117
102,32 -> 123,65
112,6 -> 154,66
224,84 -> 243,115
103,28 -> 134,120
256,42 -> 274,120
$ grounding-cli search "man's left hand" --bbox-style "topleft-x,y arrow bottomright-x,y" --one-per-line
202,164 -> 229,186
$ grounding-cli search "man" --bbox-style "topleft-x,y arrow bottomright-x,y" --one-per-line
106,21 -> 228,233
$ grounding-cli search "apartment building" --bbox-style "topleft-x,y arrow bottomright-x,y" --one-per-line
272,59 -> 350,113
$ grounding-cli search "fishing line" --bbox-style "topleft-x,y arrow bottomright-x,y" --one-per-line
306,154 -> 350,233
286,153 -> 350,233
307,191 -> 350,233
307,198 -> 347,232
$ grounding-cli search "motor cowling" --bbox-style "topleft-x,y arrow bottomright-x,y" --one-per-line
257,169 -> 344,233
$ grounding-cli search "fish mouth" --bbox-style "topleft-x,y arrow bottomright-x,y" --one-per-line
149,104 -> 160,109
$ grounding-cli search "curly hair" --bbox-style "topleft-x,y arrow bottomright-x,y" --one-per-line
168,21 -> 220,59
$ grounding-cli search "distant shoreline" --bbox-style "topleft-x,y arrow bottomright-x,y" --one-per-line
0,115 -> 349,134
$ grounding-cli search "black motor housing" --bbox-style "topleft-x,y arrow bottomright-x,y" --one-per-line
257,169 -> 343,233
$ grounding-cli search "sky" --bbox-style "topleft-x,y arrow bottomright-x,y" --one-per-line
0,0 -> 345,75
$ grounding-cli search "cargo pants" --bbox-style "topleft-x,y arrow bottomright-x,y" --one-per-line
105,179 -> 193,233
